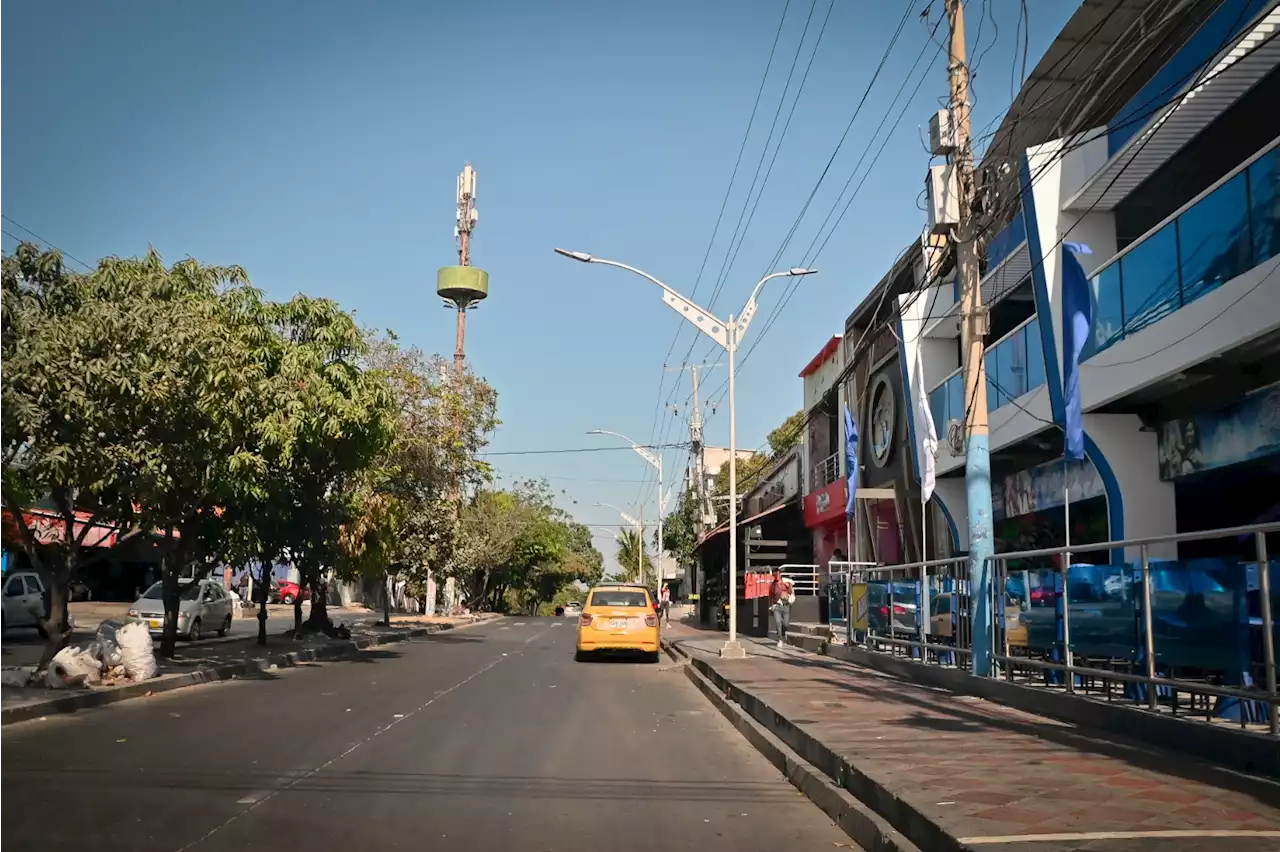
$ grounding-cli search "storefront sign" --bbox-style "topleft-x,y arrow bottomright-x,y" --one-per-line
992,457 -> 1103,521
804,478 -> 847,528
1157,383 -> 1280,480
1,509 -> 119,548
851,583 -> 869,631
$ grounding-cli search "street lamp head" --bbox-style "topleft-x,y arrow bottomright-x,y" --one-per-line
553,247 -> 593,263
788,267 -> 818,276
586,429 -> 604,435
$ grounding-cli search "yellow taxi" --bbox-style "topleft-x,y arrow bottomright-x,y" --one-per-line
574,583 -> 661,663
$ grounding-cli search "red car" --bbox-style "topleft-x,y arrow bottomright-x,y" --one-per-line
277,580 -> 311,605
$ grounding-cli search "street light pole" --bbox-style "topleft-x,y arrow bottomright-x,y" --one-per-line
558,247 -> 815,658
587,429 -> 664,590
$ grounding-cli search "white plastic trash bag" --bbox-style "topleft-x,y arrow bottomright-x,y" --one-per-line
46,646 -> 103,689
117,621 -> 158,681
0,665 -> 30,685
95,619 -> 127,668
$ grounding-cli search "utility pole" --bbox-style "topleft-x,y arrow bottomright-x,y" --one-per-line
945,0 -> 994,677
638,504 -> 645,586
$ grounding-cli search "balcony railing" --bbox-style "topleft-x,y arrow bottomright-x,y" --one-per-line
1084,142 -> 1280,360
813,452 -> 840,490
928,316 -> 1046,437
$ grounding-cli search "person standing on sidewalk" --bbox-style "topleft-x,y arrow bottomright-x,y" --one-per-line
658,583 -> 672,626
769,568 -> 795,650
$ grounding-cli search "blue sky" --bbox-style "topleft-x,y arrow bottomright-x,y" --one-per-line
2,0 -> 1078,574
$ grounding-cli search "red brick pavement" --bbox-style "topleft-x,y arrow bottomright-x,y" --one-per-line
665,622 -> 1280,851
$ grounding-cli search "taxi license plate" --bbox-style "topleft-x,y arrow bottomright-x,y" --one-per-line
148,619 -> 161,629
610,618 -> 627,630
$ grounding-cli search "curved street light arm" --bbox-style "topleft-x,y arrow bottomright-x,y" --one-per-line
555,250 -> 729,350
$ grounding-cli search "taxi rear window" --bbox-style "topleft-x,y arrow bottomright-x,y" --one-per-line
589,590 -> 649,608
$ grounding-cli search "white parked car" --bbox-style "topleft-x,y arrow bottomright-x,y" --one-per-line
128,579 -> 233,640
2,570 -> 76,636
563,601 -> 582,618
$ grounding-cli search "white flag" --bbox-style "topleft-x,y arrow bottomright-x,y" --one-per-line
915,347 -> 938,503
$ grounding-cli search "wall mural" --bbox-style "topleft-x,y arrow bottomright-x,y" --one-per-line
1158,383 -> 1280,481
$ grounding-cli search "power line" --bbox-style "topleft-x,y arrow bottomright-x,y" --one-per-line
1,215 -> 94,271
479,443 -> 690,457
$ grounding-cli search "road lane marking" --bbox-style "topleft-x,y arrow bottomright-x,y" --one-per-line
513,622 -> 526,626
172,646 -> 524,852
959,830 -> 1280,844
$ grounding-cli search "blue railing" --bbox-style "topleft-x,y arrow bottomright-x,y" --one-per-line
1084,144 -> 1280,360
929,317 -> 1046,436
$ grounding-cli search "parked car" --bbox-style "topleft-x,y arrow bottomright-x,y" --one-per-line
3,571 -> 47,635
563,601 -> 582,618
277,580 -> 310,605
127,579 -> 234,640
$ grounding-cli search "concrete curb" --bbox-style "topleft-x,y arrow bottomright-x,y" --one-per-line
663,639 -> 923,852
1,613 -> 503,727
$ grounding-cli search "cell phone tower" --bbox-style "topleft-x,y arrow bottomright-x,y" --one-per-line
437,163 -> 489,375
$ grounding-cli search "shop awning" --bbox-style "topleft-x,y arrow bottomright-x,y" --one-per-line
695,498 -> 800,550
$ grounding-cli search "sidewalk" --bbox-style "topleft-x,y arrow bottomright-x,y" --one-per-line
665,620 -> 1280,852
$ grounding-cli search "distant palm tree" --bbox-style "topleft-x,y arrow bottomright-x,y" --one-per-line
614,529 -> 653,584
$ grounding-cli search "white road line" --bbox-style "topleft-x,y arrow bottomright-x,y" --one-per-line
513,622 -> 526,626
959,830 -> 1280,844
173,652 -> 514,852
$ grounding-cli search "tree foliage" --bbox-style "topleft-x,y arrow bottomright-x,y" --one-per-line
613,528 -> 652,584
453,479 -> 603,614
706,409 -> 804,526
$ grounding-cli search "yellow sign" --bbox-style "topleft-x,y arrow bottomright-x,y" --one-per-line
851,583 -> 869,631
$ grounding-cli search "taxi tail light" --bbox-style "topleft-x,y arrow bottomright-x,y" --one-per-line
579,613 -> 594,628
644,614 -> 658,627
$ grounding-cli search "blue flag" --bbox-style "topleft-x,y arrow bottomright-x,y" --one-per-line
1061,242 -> 1093,461
843,405 -> 859,518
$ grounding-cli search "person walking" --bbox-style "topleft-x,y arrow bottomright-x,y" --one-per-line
769,567 -> 795,650
658,583 -> 672,626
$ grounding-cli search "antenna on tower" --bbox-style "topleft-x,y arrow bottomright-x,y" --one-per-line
438,162 -> 490,377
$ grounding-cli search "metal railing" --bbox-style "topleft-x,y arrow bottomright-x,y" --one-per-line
989,522 -> 1279,736
813,452 -> 840,490
818,523 -> 1280,737
780,565 -> 821,596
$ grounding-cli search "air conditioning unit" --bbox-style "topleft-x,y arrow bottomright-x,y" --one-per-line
928,109 -> 957,155
926,165 -> 959,234
946,419 -> 965,456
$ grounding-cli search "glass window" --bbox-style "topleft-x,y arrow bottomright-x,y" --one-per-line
1002,329 -> 1028,401
1250,148 -> 1280,268
946,373 -> 964,431
985,349 -> 1003,410
23,576 -> 42,594
1120,222 -> 1180,335
1024,319 -> 1046,392
928,385 -> 947,438
1178,171 -> 1251,303
589,589 -> 650,608
1085,263 -> 1124,360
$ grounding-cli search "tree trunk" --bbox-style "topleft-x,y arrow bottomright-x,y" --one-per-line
383,571 -> 392,626
35,559 -> 74,673
159,531 -> 181,659
256,558 -> 270,646
306,577 -> 330,629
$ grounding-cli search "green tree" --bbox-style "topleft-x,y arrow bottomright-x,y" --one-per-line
337,333 -> 498,622
662,487 -> 701,576
249,295 -> 395,633
709,408 -> 805,523
2,244 -> 156,668
613,528 -> 652,584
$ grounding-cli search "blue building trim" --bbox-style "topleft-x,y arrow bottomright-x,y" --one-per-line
934,493 -> 962,552
1020,153 -> 1067,423
1082,432 -> 1125,566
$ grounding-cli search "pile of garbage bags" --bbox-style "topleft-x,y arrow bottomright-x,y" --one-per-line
46,619 -> 157,689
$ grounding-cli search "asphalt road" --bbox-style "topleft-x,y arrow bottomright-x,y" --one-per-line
1,616 -> 856,852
